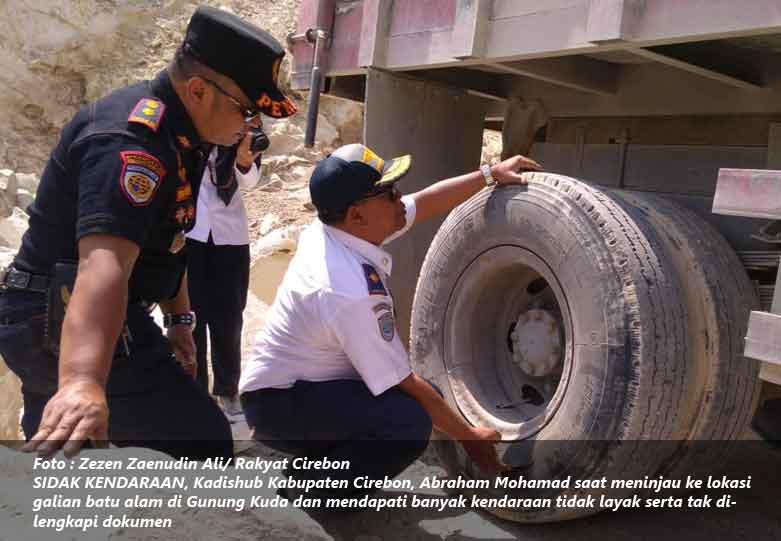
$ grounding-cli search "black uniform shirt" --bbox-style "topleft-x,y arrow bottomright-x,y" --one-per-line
15,71 -> 208,303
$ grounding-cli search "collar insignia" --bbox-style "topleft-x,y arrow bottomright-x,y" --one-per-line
128,98 -> 165,132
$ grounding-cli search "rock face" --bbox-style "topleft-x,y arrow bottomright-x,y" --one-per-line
0,0 -> 311,175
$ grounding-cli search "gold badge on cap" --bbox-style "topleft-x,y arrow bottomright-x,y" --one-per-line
361,147 -> 385,173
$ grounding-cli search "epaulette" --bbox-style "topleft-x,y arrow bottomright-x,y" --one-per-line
128,98 -> 166,132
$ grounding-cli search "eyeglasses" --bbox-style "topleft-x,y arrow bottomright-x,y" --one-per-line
356,186 -> 400,203
200,76 -> 261,123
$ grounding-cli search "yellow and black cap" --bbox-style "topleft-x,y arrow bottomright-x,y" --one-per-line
309,144 -> 412,215
183,6 -> 297,118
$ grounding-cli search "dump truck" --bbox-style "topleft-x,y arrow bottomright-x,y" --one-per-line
290,0 -> 781,522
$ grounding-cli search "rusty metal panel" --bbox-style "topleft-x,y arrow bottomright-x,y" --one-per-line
712,168 -> 781,219
296,0 -> 781,76
586,0 -> 643,43
631,0 -> 781,44
745,311 -> 781,366
379,0 -> 459,69
358,0 -> 390,67
492,0 -> 583,19
291,0 -> 364,88
290,0 -> 322,89
451,0 -> 492,59
389,0 -> 457,36
329,1 -> 364,73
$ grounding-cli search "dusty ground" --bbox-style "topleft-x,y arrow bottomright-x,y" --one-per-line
239,434 -> 781,541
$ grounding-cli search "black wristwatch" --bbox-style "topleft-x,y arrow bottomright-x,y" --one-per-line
163,311 -> 196,331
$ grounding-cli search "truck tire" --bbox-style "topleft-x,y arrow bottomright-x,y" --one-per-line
410,173 -> 690,522
612,191 -> 761,477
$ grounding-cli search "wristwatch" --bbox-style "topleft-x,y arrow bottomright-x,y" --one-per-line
163,311 -> 197,331
480,164 -> 496,186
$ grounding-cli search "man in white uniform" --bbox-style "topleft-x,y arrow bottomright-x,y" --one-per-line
240,143 -> 540,499
186,132 -> 262,417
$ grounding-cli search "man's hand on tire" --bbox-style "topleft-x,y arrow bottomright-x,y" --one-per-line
22,379 -> 109,457
492,154 -> 542,185
461,426 -> 512,477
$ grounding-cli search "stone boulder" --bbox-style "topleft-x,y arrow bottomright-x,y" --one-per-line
319,94 -> 364,145
15,189 -> 35,212
313,113 -> 340,148
14,172 -> 40,194
0,169 -> 17,219
266,120 -> 306,157
481,129 -> 503,165
0,207 -> 30,250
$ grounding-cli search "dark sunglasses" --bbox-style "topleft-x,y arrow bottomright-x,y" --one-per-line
201,76 -> 261,123
356,186 -> 400,203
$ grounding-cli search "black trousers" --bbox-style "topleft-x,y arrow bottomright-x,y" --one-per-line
242,380 -> 433,499
0,289 -> 233,460
186,237 -> 250,397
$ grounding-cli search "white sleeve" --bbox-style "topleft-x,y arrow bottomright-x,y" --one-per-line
234,162 -> 261,190
382,195 -> 416,246
329,294 -> 411,396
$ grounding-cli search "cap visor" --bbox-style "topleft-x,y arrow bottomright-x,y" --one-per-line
377,155 -> 411,186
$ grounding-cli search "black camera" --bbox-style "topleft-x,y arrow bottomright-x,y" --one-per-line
250,128 -> 270,153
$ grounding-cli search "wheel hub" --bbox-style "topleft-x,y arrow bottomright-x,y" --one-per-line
511,308 -> 562,377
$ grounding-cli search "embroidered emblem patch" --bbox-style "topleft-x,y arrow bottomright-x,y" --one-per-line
128,98 -> 166,132
119,151 -> 165,206
362,264 -> 387,296
378,311 -> 395,342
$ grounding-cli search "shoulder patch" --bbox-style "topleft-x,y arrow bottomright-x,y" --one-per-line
128,98 -> 166,132
119,150 -> 165,207
378,311 -> 395,342
362,264 -> 387,296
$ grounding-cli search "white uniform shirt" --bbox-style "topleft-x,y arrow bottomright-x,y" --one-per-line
186,146 -> 261,246
239,196 -> 417,396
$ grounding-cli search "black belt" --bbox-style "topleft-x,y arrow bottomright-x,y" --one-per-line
0,266 -> 50,293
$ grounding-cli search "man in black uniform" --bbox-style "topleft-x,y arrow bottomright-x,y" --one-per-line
0,6 -> 296,459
